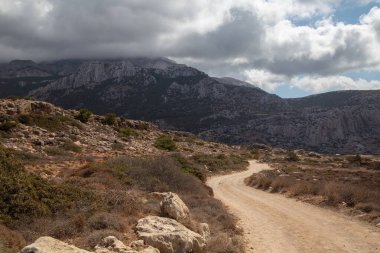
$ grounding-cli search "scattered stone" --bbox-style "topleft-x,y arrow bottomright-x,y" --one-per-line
95,236 -> 159,253
136,216 -> 206,253
95,236 -> 131,253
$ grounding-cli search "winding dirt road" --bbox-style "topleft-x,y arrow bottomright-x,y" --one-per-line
207,161 -> 380,253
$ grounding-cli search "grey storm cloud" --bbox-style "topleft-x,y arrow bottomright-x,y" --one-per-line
171,9 -> 264,60
0,0 -> 379,84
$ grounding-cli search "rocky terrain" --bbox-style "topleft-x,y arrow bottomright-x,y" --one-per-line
1,58 -> 380,154
0,98 -> 248,253
246,147 -> 380,226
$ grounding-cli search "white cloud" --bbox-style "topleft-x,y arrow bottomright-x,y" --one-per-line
244,69 -> 288,92
0,0 -> 379,95
290,75 -> 380,92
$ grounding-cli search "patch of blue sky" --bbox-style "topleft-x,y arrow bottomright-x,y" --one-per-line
333,1 -> 379,24
292,1 -> 379,27
273,84 -> 311,98
344,70 -> 380,80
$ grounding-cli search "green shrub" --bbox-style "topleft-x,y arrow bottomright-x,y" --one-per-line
45,147 -> 68,156
154,136 -> 177,151
286,151 -> 300,162
119,127 -> 139,138
103,156 -> 208,194
171,153 -> 207,182
102,113 -> 117,126
61,140 -> 82,153
0,146 -> 94,223
28,115 -> 66,131
191,154 -> 248,172
75,109 -> 92,123
131,122 -> 150,130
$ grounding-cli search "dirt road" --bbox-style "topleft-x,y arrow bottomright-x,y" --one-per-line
207,160 -> 380,253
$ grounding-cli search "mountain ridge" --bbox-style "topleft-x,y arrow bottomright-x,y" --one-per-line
1,58 -> 379,154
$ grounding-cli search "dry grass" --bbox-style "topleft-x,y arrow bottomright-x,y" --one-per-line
247,148 -> 380,226
2,152 -> 244,252
181,194 -> 244,253
0,225 -> 26,253
247,170 -> 380,222
206,233 -> 244,253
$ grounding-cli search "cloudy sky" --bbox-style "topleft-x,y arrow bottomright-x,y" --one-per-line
1,0 -> 380,97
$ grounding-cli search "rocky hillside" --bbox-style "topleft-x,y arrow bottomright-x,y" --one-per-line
1,58 -> 380,154
0,98 -> 248,253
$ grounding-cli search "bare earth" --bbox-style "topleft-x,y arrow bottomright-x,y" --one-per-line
207,160 -> 380,253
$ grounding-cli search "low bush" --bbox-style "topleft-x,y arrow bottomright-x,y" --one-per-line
105,156 -> 208,194
49,215 -> 86,239
102,113 -> 117,126
286,151 -> 300,162
247,171 -> 380,213
119,127 -> 139,138
25,114 -> 77,131
75,108 -> 92,123
87,212 -> 125,231
61,140 -> 82,153
191,154 -> 248,173
45,146 -> 68,156
154,136 -> 177,151
72,156 -> 209,196
270,176 -> 294,193
0,146 -> 95,224
288,181 -> 321,196
171,153 -> 207,182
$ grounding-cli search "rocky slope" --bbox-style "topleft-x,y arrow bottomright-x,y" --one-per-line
1,58 -> 379,154
0,98 -> 246,253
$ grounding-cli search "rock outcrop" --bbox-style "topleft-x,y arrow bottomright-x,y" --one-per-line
136,216 -> 206,253
21,236 -> 92,253
159,192 -> 190,224
21,236 -> 160,253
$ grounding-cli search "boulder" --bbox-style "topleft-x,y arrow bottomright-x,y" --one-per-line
95,236 -> 160,253
21,236 -> 91,253
160,192 -> 190,224
136,216 -> 206,253
95,236 -> 131,253
22,236 -> 160,253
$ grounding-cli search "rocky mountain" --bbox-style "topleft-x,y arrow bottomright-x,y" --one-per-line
1,58 -> 379,154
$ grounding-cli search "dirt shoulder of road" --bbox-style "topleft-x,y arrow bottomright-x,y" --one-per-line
207,160 -> 380,253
